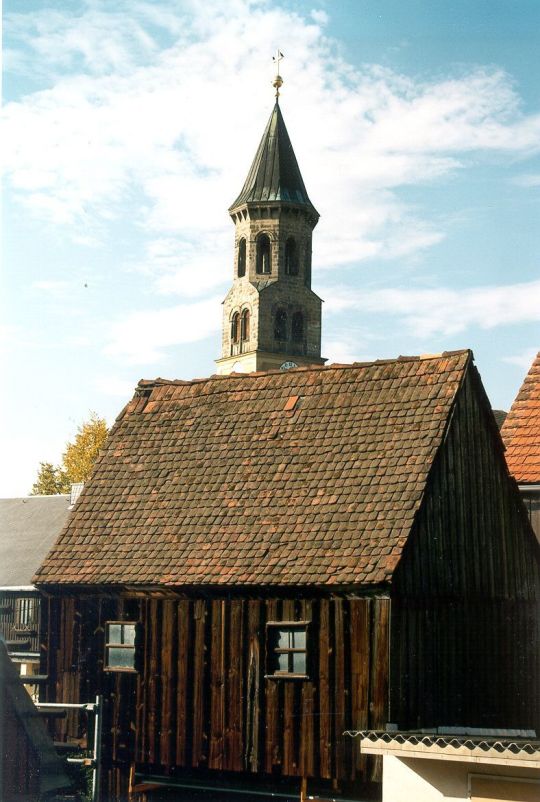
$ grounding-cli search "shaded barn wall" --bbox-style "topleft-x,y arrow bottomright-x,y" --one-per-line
391,367 -> 540,731
41,594 -> 390,796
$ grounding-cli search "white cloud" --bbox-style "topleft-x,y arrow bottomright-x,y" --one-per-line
502,348 -> 539,371
103,296 -> 221,364
323,278 -> 540,338
4,0 -> 540,300
513,173 -> 540,187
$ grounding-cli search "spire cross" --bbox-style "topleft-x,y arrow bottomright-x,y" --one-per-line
272,49 -> 284,98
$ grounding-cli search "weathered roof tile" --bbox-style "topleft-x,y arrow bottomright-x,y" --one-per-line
35,351 -> 471,587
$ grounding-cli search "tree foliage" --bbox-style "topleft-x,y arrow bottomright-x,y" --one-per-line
31,413 -> 109,495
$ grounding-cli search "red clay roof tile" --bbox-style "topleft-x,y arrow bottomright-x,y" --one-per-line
501,352 -> 540,484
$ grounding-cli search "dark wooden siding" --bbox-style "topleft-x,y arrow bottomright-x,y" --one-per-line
42,594 -> 390,789
391,367 -> 540,731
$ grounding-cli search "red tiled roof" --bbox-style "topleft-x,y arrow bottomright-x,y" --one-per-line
501,352 -> 540,484
35,351 -> 471,587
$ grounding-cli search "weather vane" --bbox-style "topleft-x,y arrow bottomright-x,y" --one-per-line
272,49 -> 284,99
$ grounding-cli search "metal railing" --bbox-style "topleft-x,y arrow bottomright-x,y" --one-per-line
36,695 -> 103,802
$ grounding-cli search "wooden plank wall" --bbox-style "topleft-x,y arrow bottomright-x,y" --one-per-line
391,368 -> 540,732
43,594 -> 390,786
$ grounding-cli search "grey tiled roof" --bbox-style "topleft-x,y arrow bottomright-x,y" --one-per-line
0,495 -> 71,586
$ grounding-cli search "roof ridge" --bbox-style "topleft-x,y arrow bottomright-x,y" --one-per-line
135,349 -> 472,391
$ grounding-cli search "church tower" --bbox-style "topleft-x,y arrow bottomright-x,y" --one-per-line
215,70 -> 325,374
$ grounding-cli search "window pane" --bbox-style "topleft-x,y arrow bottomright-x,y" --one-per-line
123,625 -> 136,645
293,652 -> 306,675
277,629 -> 291,648
107,647 -> 135,669
292,629 -> 306,649
108,624 -> 122,644
277,652 -> 289,672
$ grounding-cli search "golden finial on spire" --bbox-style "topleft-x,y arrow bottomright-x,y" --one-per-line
272,49 -> 284,99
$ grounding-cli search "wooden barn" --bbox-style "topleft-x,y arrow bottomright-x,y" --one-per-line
33,350 -> 540,800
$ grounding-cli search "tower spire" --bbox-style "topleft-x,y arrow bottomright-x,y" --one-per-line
215,67 -> 325,375
272,49 -> 284,99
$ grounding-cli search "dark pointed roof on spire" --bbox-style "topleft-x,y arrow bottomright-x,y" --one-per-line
230,103 -> 318,214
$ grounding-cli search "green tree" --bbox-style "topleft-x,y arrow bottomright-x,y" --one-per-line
30,413 -> 109,495
31,462 -> 70,495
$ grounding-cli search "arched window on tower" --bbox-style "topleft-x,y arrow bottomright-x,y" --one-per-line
231,312 -> 240,343
237,238 -> 246,277
285,237 -> 298,276
256,234 -> 271,274
304,246 -> 312,287
274,309 -> 287,341
241,309 -> 250,341
292,311 -> 304,342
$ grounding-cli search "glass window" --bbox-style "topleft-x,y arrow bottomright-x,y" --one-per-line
105,622 -> 137,671
267,622 -> 309,678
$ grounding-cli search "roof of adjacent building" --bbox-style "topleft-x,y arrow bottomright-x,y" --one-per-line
35,350 -> 473,588
0,639 -> 72,795
501,352 -> 540,484
229,102 -> 317,213
0,495 -> 71,587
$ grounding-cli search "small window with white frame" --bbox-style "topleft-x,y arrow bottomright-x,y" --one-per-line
266,621 -> 309,678
105,622 -> 138,672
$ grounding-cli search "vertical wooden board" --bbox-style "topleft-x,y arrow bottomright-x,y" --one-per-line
282,599 -> 296,776
333,599 -> 346,783
245,600 -> 261,773
226,599 -> 244,771
146,599 -> 160,765
159,599 -> 176,767
369,598 -> 390,783
176,599 -> 190,767
264,599 -> 280,773
298,600 -> 315,779
136,599 -> 149,763
318,599 -> 331,779
349,599 -> 370,780
209,600 -> 225,769
191,599 -> 207,767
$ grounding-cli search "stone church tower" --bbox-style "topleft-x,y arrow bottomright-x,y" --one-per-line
215,95 -> 325,374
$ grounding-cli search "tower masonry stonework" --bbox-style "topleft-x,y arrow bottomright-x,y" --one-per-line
215,101 -> 326,374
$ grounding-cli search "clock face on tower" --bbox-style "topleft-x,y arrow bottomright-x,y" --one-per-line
280,361 -> 298,371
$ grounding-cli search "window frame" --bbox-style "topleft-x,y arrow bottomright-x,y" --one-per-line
265,620 -> 310,680
284,237 -> 299,276
240,309 -> 250,341
274,308 -> 287,341
104,621 -> 138,673
231,311 -> 240,343
256,234 -> 272,275
237,238 -> 246,277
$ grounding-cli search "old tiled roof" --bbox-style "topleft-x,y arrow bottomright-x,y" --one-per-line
229,102 -> 317,214
35,351 -> 471,588
501,352 -> 540,483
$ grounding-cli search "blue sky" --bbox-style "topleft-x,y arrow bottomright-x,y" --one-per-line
2,0 -> 539,496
